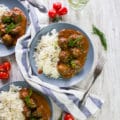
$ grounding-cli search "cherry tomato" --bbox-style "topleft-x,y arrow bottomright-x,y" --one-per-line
0,71 -> 9,80
3,61 -> 11,71
38,69 -> 43,74
48,9 -> 57,18
0,65 -> 6,72
57,7 -> 68,15
53,2 -> 62,11
64,113 -> 74,120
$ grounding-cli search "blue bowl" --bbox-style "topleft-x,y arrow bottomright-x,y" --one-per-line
29,23 -> 94,87
0,81 -> 53,120
0,0 -> 29,57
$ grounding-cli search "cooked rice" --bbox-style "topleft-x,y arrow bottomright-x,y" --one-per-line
34,29 -> 61,79
0,85 -> 25,120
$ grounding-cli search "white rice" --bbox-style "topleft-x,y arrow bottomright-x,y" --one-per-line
0,5 -> 9,22
0,85 -> 25,120
34,29 -> 61,79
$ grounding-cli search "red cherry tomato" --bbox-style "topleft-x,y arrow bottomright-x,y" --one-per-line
0,71 -> 9,80
64,113 -> 74,120
53,2 -> 62,11
3,61 -> 11,71
38,69 -> 43,74
48,9 -> 57,18
57,7 -> 68,15
0,65 -> 6,72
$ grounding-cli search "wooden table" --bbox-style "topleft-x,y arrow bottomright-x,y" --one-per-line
0,0 -> 120,120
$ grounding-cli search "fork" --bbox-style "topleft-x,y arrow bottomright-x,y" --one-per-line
79,54 -> 105,106
27,0 -> 47,13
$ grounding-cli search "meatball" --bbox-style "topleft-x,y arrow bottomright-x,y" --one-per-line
71,59 -> 82,72
10,26 -> 22,35
57,63 -> 75,78
58,37 -> 68,49
70,48 -> 82,58
68,34 -> 83,47
2,34 -> 13,47
59,50 -> 70,63
23,106 -> 31,118
0,23 -> 6,36
19,88 -> 29,99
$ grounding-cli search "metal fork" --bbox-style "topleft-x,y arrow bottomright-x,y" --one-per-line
79,54 -> 106,106
27,0 -> 47,13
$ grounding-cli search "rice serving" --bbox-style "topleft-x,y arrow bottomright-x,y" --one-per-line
34,29 -> 61,79
0,5 -> 9,22
0,85 -> 25,120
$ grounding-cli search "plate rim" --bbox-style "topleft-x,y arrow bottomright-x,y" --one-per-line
0,80 -> 53,120
0,0 -> 29,57
29,22 -> 95,87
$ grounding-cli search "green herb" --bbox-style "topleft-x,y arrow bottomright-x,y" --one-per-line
6,23 -> 16,33
30,117 -> 37,120
25,96 -> 30,106
70,61 -> 76,68
58,112 -> 63,120
2,16 -> 12,23
92,25 -> 107,50
29,89 -> 33,97
68,35 -> 83,47
24,89 -> 33,107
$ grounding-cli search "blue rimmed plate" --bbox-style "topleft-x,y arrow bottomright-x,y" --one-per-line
29,23 -> 94,87
0,0 -> 29,57
0,81 -> 53,120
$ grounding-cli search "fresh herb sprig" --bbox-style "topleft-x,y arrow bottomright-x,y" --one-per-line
92,25 -> 107,50
24,89 -> 33,107
68,35 -> 83,47
58,112 -> 63,120
6,23 -> 16,33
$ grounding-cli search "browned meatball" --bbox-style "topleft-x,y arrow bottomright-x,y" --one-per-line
0,23 -> 6,36
58,37 -> 68,49
70,48 -> 82,58
59,50 -> 70,63
19,88 -> 29,99
57,63 -> 75,78
23,106 -> 31,118
10,26 -> 22,35
71,59 -> 82,72
68,34 -> 83,47
2,34 -> 13,47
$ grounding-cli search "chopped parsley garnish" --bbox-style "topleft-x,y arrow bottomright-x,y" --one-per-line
5,23 -> 16,33
68,35 -> 83,47
2,16 -> 13,23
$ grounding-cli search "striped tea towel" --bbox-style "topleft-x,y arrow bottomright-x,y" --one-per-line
15,0 -> 104,119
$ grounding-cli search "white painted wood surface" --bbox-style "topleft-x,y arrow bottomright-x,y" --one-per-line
0,0 -> 120,119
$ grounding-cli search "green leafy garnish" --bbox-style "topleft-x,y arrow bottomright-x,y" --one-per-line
29,89 -> 33,97
5,23 -> 16,33
24,89 -> 33,107
2,16 -> 13,23
25,96 -> 30,106
58,112 -> 63,120
92,25 -> 107,50
70,61 -> 76,68
68,35 -> 83,47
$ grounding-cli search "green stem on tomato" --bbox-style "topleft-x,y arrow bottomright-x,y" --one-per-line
92,25 -> 107,51
58,112 -> 63,120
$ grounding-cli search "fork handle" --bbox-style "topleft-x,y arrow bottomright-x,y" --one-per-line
80,76 -> 97,105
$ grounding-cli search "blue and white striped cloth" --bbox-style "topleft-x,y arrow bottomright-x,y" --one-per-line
15,0 -> 104,119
